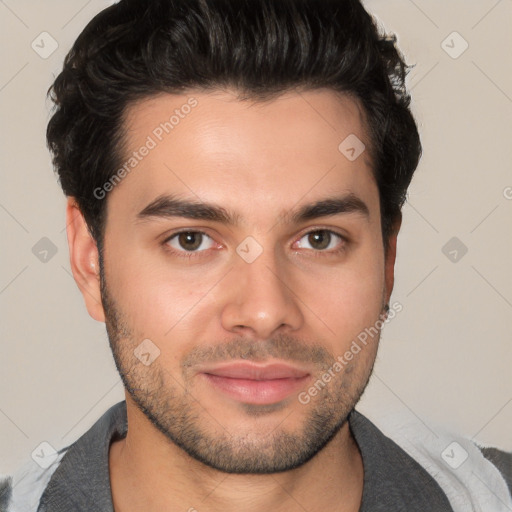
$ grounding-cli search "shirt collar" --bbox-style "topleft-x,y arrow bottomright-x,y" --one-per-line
38,402 -> 453,511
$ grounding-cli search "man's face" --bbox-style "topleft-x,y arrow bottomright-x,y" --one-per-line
97,89 -> 394,473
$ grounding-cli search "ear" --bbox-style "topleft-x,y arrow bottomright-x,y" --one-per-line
383,214 -> 402,306
65,198 -> 105,322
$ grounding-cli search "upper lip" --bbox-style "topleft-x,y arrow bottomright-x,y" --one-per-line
199,361 -> 310,380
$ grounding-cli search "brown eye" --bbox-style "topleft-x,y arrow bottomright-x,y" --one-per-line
307,231 -> 331,250
166,231 -> 214,252
296,230 -> 345,252
178,232 -> 202,251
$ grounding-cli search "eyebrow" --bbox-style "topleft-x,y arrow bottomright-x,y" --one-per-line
136,193 -> 370,226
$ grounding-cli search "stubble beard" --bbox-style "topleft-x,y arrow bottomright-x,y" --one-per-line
99,266 -> 380,474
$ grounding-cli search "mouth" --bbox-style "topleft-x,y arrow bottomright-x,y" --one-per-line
199,361 -> 311,405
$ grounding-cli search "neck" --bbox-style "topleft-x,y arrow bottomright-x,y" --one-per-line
109,399 -> 364,512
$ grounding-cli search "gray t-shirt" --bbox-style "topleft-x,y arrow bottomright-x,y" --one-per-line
2,401 -> 510,511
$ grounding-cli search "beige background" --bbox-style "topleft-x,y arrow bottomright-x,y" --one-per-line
0,0 -> 511,476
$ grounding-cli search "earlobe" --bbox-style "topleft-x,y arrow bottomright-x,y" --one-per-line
65,198 -> 105,322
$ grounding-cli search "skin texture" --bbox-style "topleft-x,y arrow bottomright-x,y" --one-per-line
66,88 -> 400,512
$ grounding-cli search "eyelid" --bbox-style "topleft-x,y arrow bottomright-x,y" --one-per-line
161,226 -> 349,259
162,229 -> 218,250
162,227 -> 213,241
161,226 -> 347,244
293,228 -> 348,251
295,225 -> 349,241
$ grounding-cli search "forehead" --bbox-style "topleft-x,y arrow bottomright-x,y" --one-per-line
109,88 -> 378,224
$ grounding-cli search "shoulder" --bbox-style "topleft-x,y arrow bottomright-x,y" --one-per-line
357,408 -> 512,510
0,449 -> 67,512
478,445 -> 512,495
0,477 -> 12,512
2,401 -> 126,512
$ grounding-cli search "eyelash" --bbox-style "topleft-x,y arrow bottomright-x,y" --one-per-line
161,229 -> 349,260
162,230 -> 218,260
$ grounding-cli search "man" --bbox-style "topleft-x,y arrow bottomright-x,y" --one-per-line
2,0 -> 511,510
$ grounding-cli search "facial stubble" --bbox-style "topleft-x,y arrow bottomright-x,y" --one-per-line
99,262 -> 382,474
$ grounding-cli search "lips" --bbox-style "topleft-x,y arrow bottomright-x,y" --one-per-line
199,361 -> 311,405
203,362 -> 309,380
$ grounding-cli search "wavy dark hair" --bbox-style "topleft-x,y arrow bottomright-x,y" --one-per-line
46,0 -> 421,252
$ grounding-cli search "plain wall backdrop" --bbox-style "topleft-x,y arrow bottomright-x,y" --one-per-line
0,0 -> 511,476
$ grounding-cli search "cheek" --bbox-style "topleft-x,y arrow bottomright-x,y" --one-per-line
105,244 -> 222,340
298,248 -> 385,348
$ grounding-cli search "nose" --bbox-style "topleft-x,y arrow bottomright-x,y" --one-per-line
220,246 -> 304,340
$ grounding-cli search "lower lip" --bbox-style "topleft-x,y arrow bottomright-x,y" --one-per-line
203,374 -> 310,405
